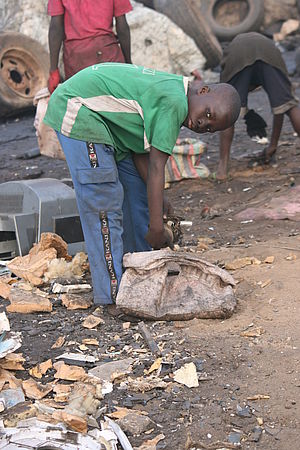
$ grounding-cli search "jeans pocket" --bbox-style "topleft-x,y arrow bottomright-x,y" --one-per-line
76,167 -> 123,213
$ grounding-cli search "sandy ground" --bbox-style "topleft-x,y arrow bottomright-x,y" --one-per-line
1,49 -> 300,449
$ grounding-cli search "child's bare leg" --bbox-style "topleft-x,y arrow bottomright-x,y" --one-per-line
287,106 -> 300,136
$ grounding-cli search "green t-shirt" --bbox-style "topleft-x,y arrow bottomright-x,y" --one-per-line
44,63 -> 189,161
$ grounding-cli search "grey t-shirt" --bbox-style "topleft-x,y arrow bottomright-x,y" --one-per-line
220,32 -> 288,83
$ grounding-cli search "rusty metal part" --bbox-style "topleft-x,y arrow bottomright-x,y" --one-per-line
163,215 -> 183,245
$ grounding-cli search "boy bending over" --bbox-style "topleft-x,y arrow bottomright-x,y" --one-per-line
44,63 -> 240,305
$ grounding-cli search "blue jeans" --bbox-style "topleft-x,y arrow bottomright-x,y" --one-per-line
118,157 -> 151,254
57,133 -> 150,304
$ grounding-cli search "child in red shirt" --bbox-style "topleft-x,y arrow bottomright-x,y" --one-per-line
47,0 -> 132,91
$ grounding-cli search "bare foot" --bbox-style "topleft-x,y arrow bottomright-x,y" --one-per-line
216,164 -> 228,181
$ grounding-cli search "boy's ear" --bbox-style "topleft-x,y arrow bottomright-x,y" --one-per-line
197,85 -> 210,95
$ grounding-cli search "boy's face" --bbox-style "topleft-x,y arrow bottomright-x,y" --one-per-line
186,86 -> 230,134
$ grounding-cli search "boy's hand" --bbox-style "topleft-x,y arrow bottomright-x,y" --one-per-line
48,69 -> 61,94
145,228 -> 172,250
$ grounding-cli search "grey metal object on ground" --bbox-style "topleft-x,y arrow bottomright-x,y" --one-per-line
0,178 -> 84,259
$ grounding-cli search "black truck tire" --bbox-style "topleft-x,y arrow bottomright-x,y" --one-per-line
154,0 -> 222,69
204,0 -> 264,41
0,32 -> 49,118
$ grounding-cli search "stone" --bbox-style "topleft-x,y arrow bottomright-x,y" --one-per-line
7,248 -> 57,286
53,361 -> 87,382
7,287 -> 52,314
82,315 -> 104,329
89,358 -> 134,383
1,1 -> 206,77
173,362 -> 199,388
127,2 -> 206,75
61,293 -> 93,310
22,378 -> 53,400
236,404 -> 252,418
264,0 -> 298,28
116,412 -> 152,435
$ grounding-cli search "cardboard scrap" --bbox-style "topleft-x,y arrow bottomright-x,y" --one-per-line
7,248 -> 57,286
22,378 -> 53,400
53,361 -> 87,381
29,232 -> 69,259
0,368 -> 22,390
52,410 -> 87,433
53,384 -> 72,403
122,376 -> 168,393
286,254 -> 297,261
61,293 -> 93,310
29,359 -> 52,379
0,277 -> 12,300
258,279 -> 272,288
173,362 -> 199,388
7,287 -> 52,314
51,336 -> 65,349
136,433 -> 165,450
240,327 -> 265,338
107,406 -> 148,420
225,256 -> 261,271
89,358 -> 134,383
145,358 -> 162,375
247,394 -> 270,401
264,256 -> 275,264
0,353 -> 25,371
82,314 -> 104,329
82,338 -> 99,346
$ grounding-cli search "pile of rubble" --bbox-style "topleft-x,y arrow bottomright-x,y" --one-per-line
0,231 -> 239,448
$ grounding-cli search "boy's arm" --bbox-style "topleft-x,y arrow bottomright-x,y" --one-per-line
133,149 -> 171,249
115,15 -> 132,64
146,147 -> 169,249
133,152 -> 173,219
48,15 -> 64,92
48,15 -> 64,72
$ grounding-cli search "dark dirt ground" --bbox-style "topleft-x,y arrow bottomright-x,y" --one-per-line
1,47 -> 300,449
